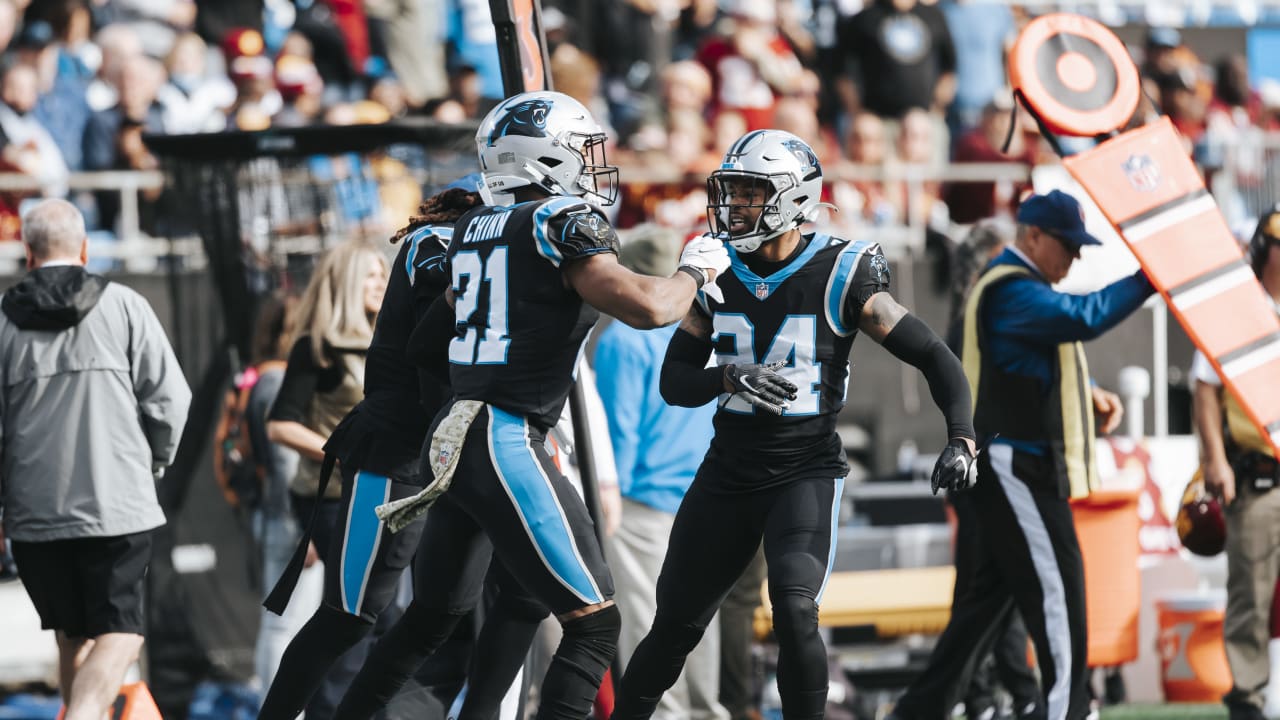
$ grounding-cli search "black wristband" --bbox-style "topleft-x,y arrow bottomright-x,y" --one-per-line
676,265 -> 707,288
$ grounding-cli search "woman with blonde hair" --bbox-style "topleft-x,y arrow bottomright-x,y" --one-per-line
262,238 -> 388,719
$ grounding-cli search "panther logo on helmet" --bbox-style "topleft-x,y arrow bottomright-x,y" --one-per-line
781,138 -> 820,180
486,99 -> 553,146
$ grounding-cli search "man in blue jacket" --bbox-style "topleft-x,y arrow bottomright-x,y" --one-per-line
891,190 -> 1153,720
594,227 -> 728,720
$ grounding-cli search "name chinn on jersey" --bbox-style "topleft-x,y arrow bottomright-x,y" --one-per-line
445,196 -> 619,431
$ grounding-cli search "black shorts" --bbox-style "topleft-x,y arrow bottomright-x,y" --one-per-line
11,531 -> 152,638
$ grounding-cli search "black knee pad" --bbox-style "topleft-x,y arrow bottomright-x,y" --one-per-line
770,593 -> 819,639
562,604 -> 621,661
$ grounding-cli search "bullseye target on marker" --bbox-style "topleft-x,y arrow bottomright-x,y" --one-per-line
1009,13 -> 1140,137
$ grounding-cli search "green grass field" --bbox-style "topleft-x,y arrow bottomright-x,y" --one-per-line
1098,705 -> 1227,719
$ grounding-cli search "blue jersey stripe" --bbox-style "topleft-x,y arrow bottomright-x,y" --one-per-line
340,470 -> 391,615
488,407 -> 604,605
826,240 -> 871,336
532,196 -> 584,267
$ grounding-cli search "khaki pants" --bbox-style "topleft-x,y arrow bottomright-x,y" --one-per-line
608,498 -> 729,720
1224,483 -> 1280,710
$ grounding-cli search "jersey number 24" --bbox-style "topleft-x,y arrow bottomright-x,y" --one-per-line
450,248 -> 510,365
714,313 -> 821,415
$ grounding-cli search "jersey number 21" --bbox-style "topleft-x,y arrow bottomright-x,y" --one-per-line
450,248 -> 510,365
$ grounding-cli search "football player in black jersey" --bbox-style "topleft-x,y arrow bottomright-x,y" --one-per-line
331,90 -> 731,720
610,130 -> 979,720
259,178 -> 547,720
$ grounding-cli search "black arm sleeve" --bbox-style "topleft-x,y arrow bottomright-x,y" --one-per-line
881,313 -> 976,441
659,328 -> 726,408
268,337 -> 321,423
406,295 -> 456,383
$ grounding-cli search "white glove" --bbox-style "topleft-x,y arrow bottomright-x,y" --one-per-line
678,234 -> 730,303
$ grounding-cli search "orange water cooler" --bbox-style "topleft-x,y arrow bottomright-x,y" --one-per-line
1071,488 -> 1142,666
1156,593 -> 1233,702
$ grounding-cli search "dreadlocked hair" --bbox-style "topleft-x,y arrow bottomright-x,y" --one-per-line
391,187 -> 484,243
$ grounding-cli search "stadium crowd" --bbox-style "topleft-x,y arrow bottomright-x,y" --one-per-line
0,0 -> 1273,241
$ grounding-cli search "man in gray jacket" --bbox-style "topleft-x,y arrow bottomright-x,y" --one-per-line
0,199 -> 190,720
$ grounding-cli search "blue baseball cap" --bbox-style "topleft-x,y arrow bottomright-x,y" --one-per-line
443,172 -> 484,193
1016,190 -> 1102,249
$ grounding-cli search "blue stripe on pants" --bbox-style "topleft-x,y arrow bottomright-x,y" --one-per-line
816,475 -> 845,604
340,470 -> 391,615
487,407 -> 604,605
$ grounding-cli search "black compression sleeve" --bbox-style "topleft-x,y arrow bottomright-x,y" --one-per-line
406,295 -> 456,382
881,313 -> 976,441
660,329 -> 725,408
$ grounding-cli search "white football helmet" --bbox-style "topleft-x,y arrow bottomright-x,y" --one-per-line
476,91 -> 618,206
707,130 -> 826,253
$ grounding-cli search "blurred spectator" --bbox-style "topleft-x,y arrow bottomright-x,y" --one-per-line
444,0 -> 503,105
1210,54 -> 1262,125
662,58 -> 711,119
945,98 -> 1031,225
289,0 -> 362,104
0,0 -> 17,53
83,54 -> 165,233
366,75 -> 406,119
1160,65 -> 1208,151
550,43 -> 611,135
93,0 -> 197,59
427,64 -> 483,122
833,110 -> 895,227
0,61 -> 69,197
1202,54 -> 1263,172
695,0 -> 804,131
223,28 -> 281,129
889,107 -> 947,230
773,96 -> 836,164
941,0 -> 1013,138
194,0 -> 260,51
156,31 -> 233,133
597,0 -> 684,139
42,0 -> 96,79
272,54 -> 324,128
836,0 -> 956,119
86,22 -> 142,112
1140,26 -> 1184,102
14,18 -> 92,172
709,108 -> 746,155
363,0 -> 445,107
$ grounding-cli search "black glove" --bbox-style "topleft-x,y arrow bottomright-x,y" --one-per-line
931,438 -> 977,495
724,361 -> 798,415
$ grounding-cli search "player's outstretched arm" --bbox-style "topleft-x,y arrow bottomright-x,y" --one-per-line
566,234 -> 729,329
660,308 -> 725,407
860,291 -> 978,491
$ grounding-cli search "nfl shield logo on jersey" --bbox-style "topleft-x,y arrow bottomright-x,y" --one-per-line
755,282 -> 770,300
